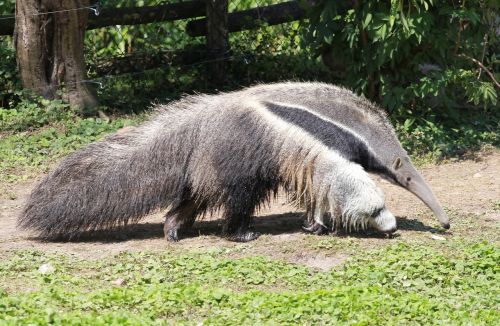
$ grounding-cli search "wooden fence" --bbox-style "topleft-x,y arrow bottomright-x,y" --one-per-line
0,1 -> 309,85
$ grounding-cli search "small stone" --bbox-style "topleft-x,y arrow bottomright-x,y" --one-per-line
431,235 -> 446,241
473,173 -> 482,178
111,278 -> 126,286
38,263 -> 55,274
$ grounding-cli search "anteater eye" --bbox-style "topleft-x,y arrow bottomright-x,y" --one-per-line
406,177 -> 412,182
371,207 -> 383,218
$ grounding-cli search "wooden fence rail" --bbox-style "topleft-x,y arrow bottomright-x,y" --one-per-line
0,1 -> 306,36
0,1 -> 206,36
187,1 -> 305,37
1,0 -> 312,101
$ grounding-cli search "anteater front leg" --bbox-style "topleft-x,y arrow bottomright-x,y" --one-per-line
164,200 -> 198,242
219,174 -> 276,242
221,189 -> 261,242
223,177 -> 274,242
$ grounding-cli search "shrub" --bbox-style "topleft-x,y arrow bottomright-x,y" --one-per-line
305,0 -> 499,117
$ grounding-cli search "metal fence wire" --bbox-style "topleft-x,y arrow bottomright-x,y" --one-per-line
1,1 -> 304,97
85,1 -> 300,80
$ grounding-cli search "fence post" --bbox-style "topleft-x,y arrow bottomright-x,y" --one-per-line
206,0 -> 228,88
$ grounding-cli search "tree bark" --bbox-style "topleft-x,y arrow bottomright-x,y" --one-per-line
14,0 -> 98,109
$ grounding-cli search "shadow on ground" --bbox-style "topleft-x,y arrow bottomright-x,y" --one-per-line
396,216 -> 446,233
27,213 -> 445,243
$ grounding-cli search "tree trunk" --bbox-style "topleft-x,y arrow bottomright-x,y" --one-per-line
14,0 -> 98,109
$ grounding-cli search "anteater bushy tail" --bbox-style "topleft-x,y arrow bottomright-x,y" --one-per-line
18,108 -> 197,240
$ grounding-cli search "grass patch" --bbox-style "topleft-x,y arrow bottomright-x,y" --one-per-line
0,97 -> 142,192
395,111 -> 499,164
0,117 -> 137,182
0,240 -> 498,325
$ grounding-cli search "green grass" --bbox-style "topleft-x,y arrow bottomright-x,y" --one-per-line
395,112 -> 499,163
0,98 -> 498,325
0,117 -> 137,182
0,240 -> 498,325
0,97 -> 141,187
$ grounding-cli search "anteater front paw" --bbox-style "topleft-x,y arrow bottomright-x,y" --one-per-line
302,222 -> 329,235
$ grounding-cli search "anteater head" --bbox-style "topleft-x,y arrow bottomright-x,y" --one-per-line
387,155 -> 450,229
258,93 -> 448,232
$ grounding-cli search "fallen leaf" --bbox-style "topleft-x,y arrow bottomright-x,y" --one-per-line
112,278 -> 126,286
38,263 -> 55,274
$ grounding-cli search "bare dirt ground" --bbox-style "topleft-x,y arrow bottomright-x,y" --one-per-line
1,150 -> 498,270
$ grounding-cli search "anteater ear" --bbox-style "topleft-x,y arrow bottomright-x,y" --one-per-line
393,157 -> 403,170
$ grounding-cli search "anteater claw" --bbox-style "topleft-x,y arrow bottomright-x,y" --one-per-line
302,222 -> 328,235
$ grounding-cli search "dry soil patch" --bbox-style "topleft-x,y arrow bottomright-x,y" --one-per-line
1,150 -> 498,269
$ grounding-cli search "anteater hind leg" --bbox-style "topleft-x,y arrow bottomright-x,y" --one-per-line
164,200 -> 198,242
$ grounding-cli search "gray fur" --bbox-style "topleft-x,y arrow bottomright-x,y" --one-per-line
242,82 -> 449,229
19,82 -> 445,241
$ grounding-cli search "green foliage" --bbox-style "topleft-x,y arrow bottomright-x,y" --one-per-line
94,18 -> 331,112
0,241 -> 498,324
227,21 -> 334,84
0,1 -> 18,104
0,39 -> 20,107
0,0 -> 498,162
86,0 -> 500,158
305,0 -> 499,115
85,0 -> 204,61
395,108 -> 499,159
0,0 -> 14,14
0,97 -> 139,184
0,96 -> 73,132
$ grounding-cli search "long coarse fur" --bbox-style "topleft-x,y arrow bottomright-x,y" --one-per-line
19,82 -> 396,240
240,82 -> 450,230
